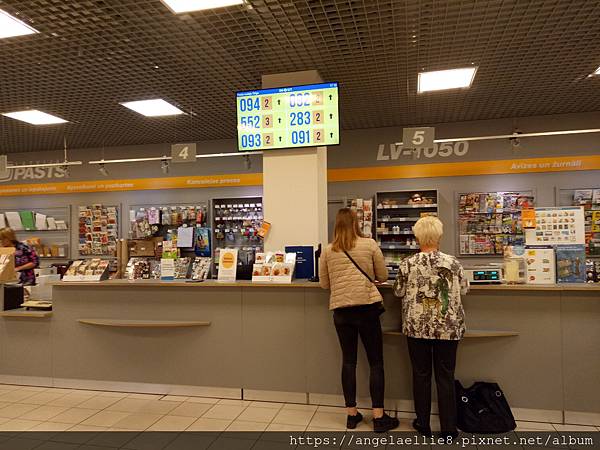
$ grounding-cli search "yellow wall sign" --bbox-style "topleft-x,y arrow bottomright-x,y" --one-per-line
0,155 -> 598,197
0,173 -> 263,197
327,155 -> 600,183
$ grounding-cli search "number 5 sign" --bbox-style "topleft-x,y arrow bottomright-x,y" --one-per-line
402,127 -> 435,150
171,143 -> 197,163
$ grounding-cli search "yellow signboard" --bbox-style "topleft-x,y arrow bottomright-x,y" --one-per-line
0,155 -> 597,196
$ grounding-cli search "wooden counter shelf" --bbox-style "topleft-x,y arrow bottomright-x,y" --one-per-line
383,329 -> 519,338
0,308 -> 53,318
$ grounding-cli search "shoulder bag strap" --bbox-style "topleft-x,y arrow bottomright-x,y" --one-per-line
343,250 -> 374,283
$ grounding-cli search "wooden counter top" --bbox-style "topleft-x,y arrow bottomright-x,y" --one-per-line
50,279 -> 600,292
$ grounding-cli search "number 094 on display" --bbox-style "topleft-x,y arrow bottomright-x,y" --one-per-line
236,82 -> 339,151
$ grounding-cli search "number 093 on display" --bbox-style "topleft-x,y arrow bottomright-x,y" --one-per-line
236,82 -> 340,151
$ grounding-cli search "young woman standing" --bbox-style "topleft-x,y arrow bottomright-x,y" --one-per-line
319,208 -> 399,433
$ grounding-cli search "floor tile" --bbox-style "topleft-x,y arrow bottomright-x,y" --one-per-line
217,399 -> 252,407
185,397 -> 219,404
77,396 -> 121,410
516,420 -> 556,431
111,412 -> 163,430
305,425 -> 341,431
0,418 -> 42,431
554,423 -> 598,432
237,407 -> 279,423
265,422 -> 306,432
0,403 -> 38,419
139,400 -> 181,415
47,407 -> 99,424
147,415 -> 196,431
0,390 -> 38,403
18,386 -> 47,392
282,403 -> 318,412
46,394 -> 91,408
127,393 -> 163,400
106,398 -> 151,413
167,402 -> 211,418
308,411 -> 346,430
226,420 -> 268,432
187,417 -> 232,432
272,409 -> 316,426
95,391 -> 129,398
82,410 -> 130,427
19,392 -> 67,405
205,437 -> 255,450
0,437 -> 43,450
202,404 -> 246,420
248,401 -> 284,410
86,430 -> 140,448
67,424 -> 109,432
24,441 -> 79,450
316,405 -> 346,414
18,405 -> 68,421
28,421 -> 72,432
161,396 -> 189,402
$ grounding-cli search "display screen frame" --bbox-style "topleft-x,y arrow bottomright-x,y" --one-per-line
235,81 -> 340,152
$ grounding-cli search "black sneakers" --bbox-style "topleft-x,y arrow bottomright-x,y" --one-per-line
373,413 -> 400,433
346,411 -> 363,429
412,419 -> 433,437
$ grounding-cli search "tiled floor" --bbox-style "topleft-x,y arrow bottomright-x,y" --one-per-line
0,383 -> 597,434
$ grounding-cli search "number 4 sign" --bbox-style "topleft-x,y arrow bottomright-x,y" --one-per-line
171,143 -> 197,163
402,127 -> 435,150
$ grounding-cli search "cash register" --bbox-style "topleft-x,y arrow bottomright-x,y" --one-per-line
464,265 -> 503,284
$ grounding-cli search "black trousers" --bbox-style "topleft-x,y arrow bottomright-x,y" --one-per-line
333,304 -> 385,408
407,337 -> 458,433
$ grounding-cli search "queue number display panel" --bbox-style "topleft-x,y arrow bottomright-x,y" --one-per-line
236,82 -> 339,151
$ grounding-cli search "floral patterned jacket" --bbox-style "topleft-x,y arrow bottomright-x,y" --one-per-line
15,241 -> 39,285
393,251 -> 469,340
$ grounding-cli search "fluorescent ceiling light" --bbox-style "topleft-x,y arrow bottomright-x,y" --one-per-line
2,110 -> 67,125
418,67 -> 477,93
0,9 -> 39,39
120,99 -> 184,117
160,0 -> 244,14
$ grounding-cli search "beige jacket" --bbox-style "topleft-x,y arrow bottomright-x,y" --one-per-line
319,237 -> 388,310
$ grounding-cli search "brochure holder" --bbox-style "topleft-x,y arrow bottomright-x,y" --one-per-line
0,248 -> 18,283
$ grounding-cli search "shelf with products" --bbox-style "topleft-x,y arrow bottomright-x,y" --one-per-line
558,187 -> 600,257
457,191 -> 534,256
211,196 -> 263,280
0,207 -> 71,260
375,190 -> 439,279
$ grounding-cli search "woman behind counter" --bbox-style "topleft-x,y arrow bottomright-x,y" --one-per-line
393,216 -> 468,439
0,228 -> 39,285
319,208 -> 399,433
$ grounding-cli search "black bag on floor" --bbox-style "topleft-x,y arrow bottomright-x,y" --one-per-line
455,380 -> 516,433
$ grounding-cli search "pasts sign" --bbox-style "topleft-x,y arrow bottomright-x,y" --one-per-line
0,165 -> 69,183
376,142 -> 469,161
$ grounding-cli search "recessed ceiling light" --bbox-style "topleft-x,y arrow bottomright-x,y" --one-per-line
120,99 -> 184,117
0,9 -> 39,39
160,0 -> 244,14
2,110 -> 67,125
418,67 -> 478,93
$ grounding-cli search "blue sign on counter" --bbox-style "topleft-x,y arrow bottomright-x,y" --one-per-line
285,246 -> 314,279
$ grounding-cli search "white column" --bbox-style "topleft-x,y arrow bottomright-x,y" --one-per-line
261,70 -> 329,252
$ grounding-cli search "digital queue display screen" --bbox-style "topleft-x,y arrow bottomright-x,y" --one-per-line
236,82 -> 339,151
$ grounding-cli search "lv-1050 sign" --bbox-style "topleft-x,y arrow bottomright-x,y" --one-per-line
236,82 -> 339,151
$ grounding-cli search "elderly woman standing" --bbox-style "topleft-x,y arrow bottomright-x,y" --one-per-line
393,216 -> 468,438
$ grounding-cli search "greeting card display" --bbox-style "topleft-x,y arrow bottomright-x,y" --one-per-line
252,251 -> 296,283
63,259 -> 110,281
78,205 -> 119,256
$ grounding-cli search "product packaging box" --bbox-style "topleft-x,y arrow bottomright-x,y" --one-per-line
555,245 -> 586,283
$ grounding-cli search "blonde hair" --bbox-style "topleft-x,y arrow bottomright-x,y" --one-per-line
0,228 -> 17,245
413,216 -> 443,248
331,208 -> 362,252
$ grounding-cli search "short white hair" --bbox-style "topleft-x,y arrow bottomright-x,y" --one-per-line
413,216 -> 443,247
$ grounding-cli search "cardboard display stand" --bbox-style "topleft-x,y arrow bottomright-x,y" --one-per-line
0,248 -> 18,283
